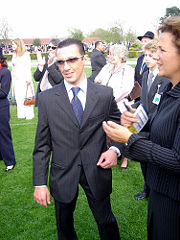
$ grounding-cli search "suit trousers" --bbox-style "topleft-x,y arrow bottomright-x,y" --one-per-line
148,190 -> 180,240
140,162 -> 150,194
0,105 -> 16,166
54,166 -> 120,240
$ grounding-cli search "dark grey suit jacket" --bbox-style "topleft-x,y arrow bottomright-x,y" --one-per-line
133,71 -> 169,116
33,80 -> 120,203
90,49 -> 106,82
134,54 -> 148,86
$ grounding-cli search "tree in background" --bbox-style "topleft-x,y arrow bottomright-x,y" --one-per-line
160,6 -> 180,24
88,28 -> 110,42
108,26 -> 122,43
109,20 -> 124,43
68,28 -> 84,41
124,28 -> 137,49
33,38 -> 41,47
0,18 -> 11,45
88,20 -> 125,44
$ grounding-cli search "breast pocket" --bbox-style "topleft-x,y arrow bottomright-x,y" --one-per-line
88,113 -> 106,126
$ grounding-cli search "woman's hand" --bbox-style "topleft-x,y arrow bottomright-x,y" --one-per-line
37,51 -> 45,67
121,109 -> 138,127
48,54 -> 56,66
94,79 -> 102,84
26,81 -> 31,86
102,121 -> 133,143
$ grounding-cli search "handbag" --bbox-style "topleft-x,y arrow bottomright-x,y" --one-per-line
24,84 -> 35,105
127,81 -> 142,101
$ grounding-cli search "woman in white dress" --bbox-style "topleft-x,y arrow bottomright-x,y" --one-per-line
95,44 -> 134,169
11,38 -> 34,120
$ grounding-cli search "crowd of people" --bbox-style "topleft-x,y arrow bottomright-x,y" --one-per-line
0,16 -> 179,240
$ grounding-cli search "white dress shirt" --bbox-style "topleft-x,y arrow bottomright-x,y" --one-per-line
64,78 -> 87,110
150,68 -> 159,83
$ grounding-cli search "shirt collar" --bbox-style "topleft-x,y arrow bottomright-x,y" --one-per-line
166,81 -> 180,98
149,68 -> 159,78
64,77 -> 87,94
151,68 -> 159,78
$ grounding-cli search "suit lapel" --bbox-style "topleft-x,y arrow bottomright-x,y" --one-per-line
54,81 -> 100,128
148,75 -> 162,99
54,82 -> 79,127
81,81 -> 99,128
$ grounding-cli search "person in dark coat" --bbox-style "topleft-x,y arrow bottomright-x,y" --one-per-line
103,16 -> 180,240
134,31 -> 154,86
34,38 -> 64,106
132,39 -> 169,200
90,41 -> 106,82
0,48 -> 16,172
33,38 -> 121,240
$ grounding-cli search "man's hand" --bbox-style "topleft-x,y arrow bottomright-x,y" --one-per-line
121,109 -> 138,127
34,187 -> 51,208
97,149 -> 118,169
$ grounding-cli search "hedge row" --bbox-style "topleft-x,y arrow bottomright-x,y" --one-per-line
4,51 -> 138,61
82,51 -> 138,58
128,51 -> 138,58
4,53 -> 48,61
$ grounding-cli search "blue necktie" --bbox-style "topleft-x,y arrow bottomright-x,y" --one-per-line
71,87 -> 83,125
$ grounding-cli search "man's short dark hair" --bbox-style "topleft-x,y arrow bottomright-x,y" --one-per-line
95,41 -> 103,49
49,38 -> 60,46
57,38 -> 85,56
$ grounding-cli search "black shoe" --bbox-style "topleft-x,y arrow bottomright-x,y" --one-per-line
135,191 -> 149,200
5,165 -> 15,172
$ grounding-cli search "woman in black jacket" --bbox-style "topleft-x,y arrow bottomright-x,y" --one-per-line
103,16 -> 180,240
0,48 -> 16,172
33,38 -> 63,106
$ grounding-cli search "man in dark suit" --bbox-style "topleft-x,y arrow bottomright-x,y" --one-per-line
132,39 -> 169,200
33,38 -> 120,240
34,38 -> 64,106
134,31 -> 154,86
90,41 -> 106,82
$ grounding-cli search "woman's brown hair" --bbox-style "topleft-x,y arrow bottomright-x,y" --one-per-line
158,16 -> 180,53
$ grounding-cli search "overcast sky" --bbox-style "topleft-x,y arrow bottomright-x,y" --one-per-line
1,0 -> 180,39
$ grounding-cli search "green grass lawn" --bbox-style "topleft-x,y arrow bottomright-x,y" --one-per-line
0,66 -> 148,240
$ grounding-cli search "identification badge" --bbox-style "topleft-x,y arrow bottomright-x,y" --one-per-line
153,93 -> 161,105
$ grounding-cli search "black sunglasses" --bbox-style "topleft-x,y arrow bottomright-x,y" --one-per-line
57,56 -> 84,66
47,46 -> 57,50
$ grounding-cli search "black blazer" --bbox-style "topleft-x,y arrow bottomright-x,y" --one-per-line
0,67 -> 11,107
0,67 -> 15,166
133,71 -> 169,116
134,54 -> 148,86
125,82 -> 180,201
33,80 -> 121,203
33,58 -> 64,106
90,49 -> 106,81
